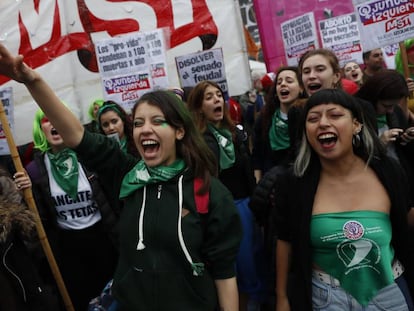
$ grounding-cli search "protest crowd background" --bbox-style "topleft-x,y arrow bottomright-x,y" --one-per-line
1,0 -> 414,311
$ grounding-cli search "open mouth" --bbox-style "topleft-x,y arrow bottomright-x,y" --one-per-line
280,89 -> 290,96
142,139 -> 160,153
214,106 -> 222,113
51,128 -> 59,136
318,133 -> 337,147
308,83 -> 322,92
352,73 -> 359,79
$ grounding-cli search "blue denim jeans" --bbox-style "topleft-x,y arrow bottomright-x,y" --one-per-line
312,273 -> 411,311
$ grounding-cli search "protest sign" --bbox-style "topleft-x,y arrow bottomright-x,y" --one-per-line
0,1 -> 250,145
281,12 -> 319,66
175,48 -> 228,96
353,0 -> 414,51
95,29 -> 169,112
319,13 -> 363,67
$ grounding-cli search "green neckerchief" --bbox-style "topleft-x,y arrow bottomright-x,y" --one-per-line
119,159 -> 186,199
120,137 -> 127,154
376,114 -> 387,130
207,123 -> 235,171
47,148 -> 79,200
269,109 -> 290,151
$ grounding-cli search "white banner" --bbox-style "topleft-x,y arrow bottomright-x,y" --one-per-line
319,13 -> 363,67
95,29 -> 169,112
175,48 -> 228,96
281,12 -> 319,66
353,0 -> 414,51
0,0 -> 250,145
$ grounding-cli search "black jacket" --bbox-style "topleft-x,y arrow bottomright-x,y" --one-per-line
203,126 -> 256,199
0,176 -> 59,311
26,152 -> 120,249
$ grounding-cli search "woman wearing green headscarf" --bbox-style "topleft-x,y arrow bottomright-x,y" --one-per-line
25,108 -> 118,311
96,100 -> 140,158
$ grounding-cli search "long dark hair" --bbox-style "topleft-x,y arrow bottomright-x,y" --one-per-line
187,80 -> 235,135
356,69 -> 409,106
261,66 -> 305,139
132,90 -> 217,191
98,100 -> 139,158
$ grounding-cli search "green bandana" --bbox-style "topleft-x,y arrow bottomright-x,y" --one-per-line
47,148 -> 79,200
120,137 -> 127,154
376,114 -> 387,130
269,109 -> 290,151
119,159 -> 186,199
207,124 -> 235,171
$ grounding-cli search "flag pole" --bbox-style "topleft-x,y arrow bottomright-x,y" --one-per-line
399,41 -> 414,99
0,99 -> 75,311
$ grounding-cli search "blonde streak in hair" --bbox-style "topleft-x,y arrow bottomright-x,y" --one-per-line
361,126 -> 375,165
294,132 -> 311,177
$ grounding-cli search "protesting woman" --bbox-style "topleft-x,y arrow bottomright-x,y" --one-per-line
0,43 -> 242,311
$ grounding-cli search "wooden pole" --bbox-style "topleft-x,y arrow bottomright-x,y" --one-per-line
399,41 -> 414,99
398,41 -> 414,118
0,100 -> 75,311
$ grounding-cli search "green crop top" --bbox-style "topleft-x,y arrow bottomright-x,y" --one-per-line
311,210 -> 395,306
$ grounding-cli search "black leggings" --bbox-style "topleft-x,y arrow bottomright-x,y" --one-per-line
57,222 -> 118,311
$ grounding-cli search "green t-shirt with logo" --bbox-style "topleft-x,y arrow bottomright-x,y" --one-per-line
311,210 -> 395,306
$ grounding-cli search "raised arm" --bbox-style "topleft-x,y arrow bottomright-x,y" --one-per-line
0,44 -> 84,148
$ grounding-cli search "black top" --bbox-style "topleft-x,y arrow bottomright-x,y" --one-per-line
203,126 -> 256,199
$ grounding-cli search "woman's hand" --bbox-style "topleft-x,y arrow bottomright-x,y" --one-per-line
276,296 -> 291,311
0,44 -> 38,84
13,171 -> 32,191
406,78 -> 414,94
380,128 -> 403,145
398,127 -> 414,145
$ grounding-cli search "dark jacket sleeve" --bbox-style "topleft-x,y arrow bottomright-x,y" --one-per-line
202,178 -> 242,279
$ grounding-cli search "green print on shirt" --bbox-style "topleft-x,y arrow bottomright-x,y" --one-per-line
311,211 -> 395,306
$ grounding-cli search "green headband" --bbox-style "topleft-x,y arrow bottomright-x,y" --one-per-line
97,103 -> 123,125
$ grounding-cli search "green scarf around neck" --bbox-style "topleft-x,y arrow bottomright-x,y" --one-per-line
120,137 -> 127,154
269,109 -> 290,151
119,159 -> 186,199
207,123 -> 235,171
376,114 -> 387,130
47,148 -> 79,200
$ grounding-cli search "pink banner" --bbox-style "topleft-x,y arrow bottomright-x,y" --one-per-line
254,0 -> 354,71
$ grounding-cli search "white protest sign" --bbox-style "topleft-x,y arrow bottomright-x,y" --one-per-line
353,0 -> 414,51
0,1 -> 251,145
95,29 -> 169,112
146,29 -> 170,90
175,48 -> 228,96
0,87 -> 14,155
281,12 -> 319,66
319,13 -> 363,67
383,43 -> 399,69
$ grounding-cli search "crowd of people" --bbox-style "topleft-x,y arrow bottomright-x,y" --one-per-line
0,37 -> 414,311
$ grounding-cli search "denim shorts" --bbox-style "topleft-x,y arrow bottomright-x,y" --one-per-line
312,273 -> 411,311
